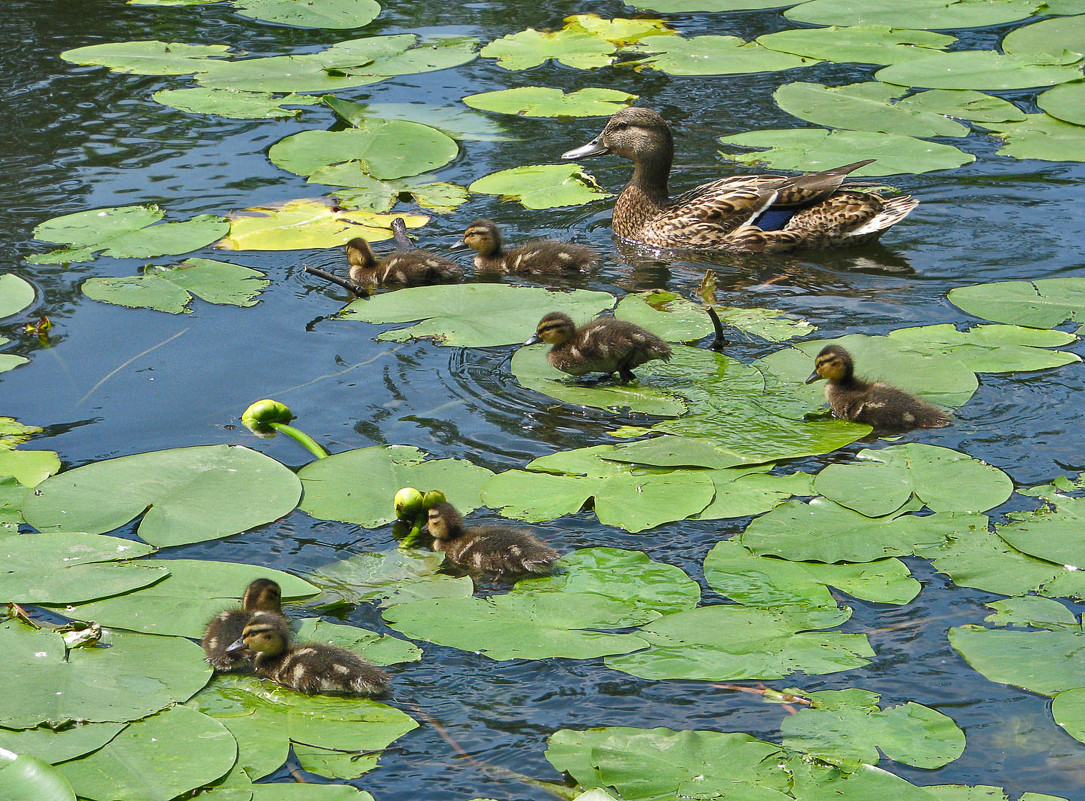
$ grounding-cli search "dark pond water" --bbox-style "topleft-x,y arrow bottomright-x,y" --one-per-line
4,1 -> 1085,799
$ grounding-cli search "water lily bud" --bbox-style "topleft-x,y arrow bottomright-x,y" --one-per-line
422,490 -> 446,510
241,399 -> 295,434
394,487 -> 424,521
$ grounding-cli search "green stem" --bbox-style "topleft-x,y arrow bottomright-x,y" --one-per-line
268,422 -> 329,460
400,515 -> 425,549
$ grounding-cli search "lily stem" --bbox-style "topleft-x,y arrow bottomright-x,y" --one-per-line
269,422 -> 329,460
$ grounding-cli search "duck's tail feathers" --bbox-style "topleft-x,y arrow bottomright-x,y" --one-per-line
846,195 -> 919,238
775,160 -> 875,208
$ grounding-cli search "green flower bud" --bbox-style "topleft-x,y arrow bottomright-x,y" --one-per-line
394,487 -> 424,521
241,399 -> 294,435
422,490 -> 447,510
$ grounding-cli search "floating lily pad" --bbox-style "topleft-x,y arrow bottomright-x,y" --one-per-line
949,624 -> 1085,696
28,205 -> 229,265
714,305 -> 815,341
0,722 -> 125,767
626,0 -> 804,9
293,618 -> 422,665
813,444 -> 1013,517
1037,83 -> 1085,127
895,89 -> 1026,123
0,418 -> 60,487
469,163 -> 612,209
233,0 -> 380,28
298,445 -> 493,527
984,597 -> 1080,630
339,283 -> 614,347
1053,688 -> 1085,744
221,199 -> 428,250
0,749 -> 75,801
57,706 -> 235,801
480,28 -> 617,71
0,275 -> 35,319
996,490 -> 1085,571
324,97 -> 509,141
332,175 -> 469,214
463,87 -> 636,117
0,620 -> 210,728
308,548 -> 474,608
948,277 -> 1085,330
22,445 -> 302,548
630,34 -> 816,75
757,25 -> 955,65
191,675 -> 416,780
980,113 -> 1085,162
152,88 -> 313,119
876,51 -> 1084,91
60,40 -> 232,74
780,688 -> 966,769
1002,15 -> 1085,58
82,258 -> 269,314
719,128 -> 975,175
614,291 -> 714,342
50,559 -> 318,638
785,0 -> 1041,30
563,13 -> 677,44
774,82 -> 969,137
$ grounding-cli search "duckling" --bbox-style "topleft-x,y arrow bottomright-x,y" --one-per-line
228,611 -> 389,697
460,219 -> 598,276
561,107 -> 917,251
805,344 -> 950,430
345,236 -> 462,289
525,311 -> 672,383
201,578 -> 283,673
425,502 -> 559,577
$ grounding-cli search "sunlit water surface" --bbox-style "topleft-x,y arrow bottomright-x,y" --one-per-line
4,1 -> 1085,799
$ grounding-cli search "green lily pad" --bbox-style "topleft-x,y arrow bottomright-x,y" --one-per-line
564,13 -> 678,43
984,597 -> 1080,630
469,163 -> 612,209
463,87 -> 635,117
50,559 -> 318,638
630,34 -> 816,75
713,305 -> 816,341
330,174 -> 468,214
614,291 -> 714,342
221,200 -> 428,251
292,618 -> 422,665
0,418 -> 60,487
57,706 -> 235,801
269,121 -> 457,181
480,28 -> 618,71
191,675 -> 416,780
0,620 -> 210,728
60,40 -> 232,74
298,445 -> 493,526
774,82 -> 969,137
949,623 -> 1085,696
895,89 -> 1027,123
28,205 -> 229,265
780,688 -> 965,769
1037,83 -> 1085,127
785,0 -> 1042,30
339,283 -> 614,347
152,88 -> 313,119
626,0 -> 799,9
948,277 -> 1085,330
0,275 -> 35,319
0,532 -> 163,604
308,548 -> 474,608
0,722 -> 125,767
996,491 -> 1085,571
813,444 -> 1013,517
324,97 -> 509,141
604,604 -> 873,681
1003,15 -> 1085,57
0,750 -> 75,801
719,128 -> 975,175
233,0 -> 380,28
704,539 -> 920,611
980,113 -> 1085,162
22,445 -> 302,548
1052,688 -> 1085,744
757,25 -> 955,65
82,258 -> 269,314
877,51 -> 1084,91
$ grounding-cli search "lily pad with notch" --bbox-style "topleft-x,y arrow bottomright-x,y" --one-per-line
60,40 -> 234,75
81,258 -> 269,314
152,88 -> 315,119
308,548 -> 474,608
979,114 -> 1085,163
469,163 -> 612,209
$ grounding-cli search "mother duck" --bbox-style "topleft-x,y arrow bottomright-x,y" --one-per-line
561,107 -> 917,252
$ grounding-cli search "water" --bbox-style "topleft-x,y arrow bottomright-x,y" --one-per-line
4,1 -> 1085,798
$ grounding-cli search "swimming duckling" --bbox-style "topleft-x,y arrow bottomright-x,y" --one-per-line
228,611 -> 389,697
460,219 -> 598,276
805,344 -> 950,430
201,578 -> 283,672
425,502 -> 559,577
525,311 -> 672,383
345,236 -> 462,289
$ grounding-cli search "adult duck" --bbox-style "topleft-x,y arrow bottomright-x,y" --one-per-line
561,107 -> 917,252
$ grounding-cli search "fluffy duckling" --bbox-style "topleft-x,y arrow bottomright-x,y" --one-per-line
460,219 -> 598,276
525,311 -> 672,383
805,344 -> 950,430
202,578 -> 283,673
345,236 -> 462,289
425,502 -> 559,577
228,611 -> 389,697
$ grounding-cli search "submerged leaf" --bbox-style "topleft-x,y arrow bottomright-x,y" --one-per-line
469,163 -> 612,209
82,258 -> 269,314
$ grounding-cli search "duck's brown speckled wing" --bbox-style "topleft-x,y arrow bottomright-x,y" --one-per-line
641,175 -> 787,248
784,192 -> 920,249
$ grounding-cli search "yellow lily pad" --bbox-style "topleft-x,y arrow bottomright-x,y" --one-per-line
220,199 -> 428,251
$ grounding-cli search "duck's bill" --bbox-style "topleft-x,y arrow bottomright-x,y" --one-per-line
225,637 -> 248,653
804,370 -> 822,384
523,333 -> 542,346
562,139 -> 609,160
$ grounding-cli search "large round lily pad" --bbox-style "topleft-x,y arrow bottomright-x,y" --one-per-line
469,163 -> 612,209
876,51 -> 1084,91
948,277 -> 1085,329
0,275 -> 35,319
60,40 -> 232,74
785,0 -> 1041,30
757,25 -> 954,65
233,0 -> 381,28
980,114 -> 1085,162
0,750 -> 75,801
631,34 -> 816,75
463,87 -> 635,117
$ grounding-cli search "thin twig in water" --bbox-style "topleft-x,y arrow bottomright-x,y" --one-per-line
78,328 -> 190,405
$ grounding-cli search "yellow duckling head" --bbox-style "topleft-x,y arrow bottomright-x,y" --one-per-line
228,611 -> 290,659
425,501 -> 463,542
461,219 -> 503,258
806,344 -> 854,384
344,237 -> 377,278
524,311 -> 576,347
242,578 -> 282,614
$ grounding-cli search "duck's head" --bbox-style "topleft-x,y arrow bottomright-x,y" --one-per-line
241,579 -> 282,614
425,502 -> 463,541
806,344 -> 854,384
227,611 -> 290,658
524,311 -> 576,347
461,219 -> 503,257
345,237 -> 377,275
562,107 -> 674,166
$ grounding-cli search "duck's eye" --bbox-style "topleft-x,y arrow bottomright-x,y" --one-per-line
612,122 -> 628,131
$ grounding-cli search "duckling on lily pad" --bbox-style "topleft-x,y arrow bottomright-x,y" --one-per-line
345,236 -> 462,289
202,578 -> 283,673
805,344 -> 950,431
228,611 -> 389,697
460,219 -> 598,276
425,502 -> 559,578
525,311 -> 672,383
